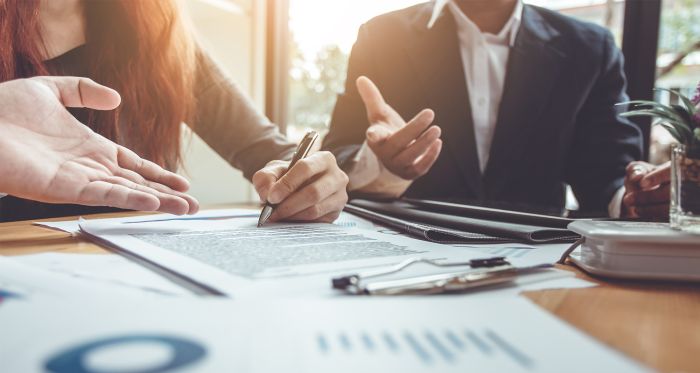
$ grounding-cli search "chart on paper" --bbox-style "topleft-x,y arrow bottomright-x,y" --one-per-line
271,298 -> 650,373
133,225 -> 424,279
314,327 -> 533,369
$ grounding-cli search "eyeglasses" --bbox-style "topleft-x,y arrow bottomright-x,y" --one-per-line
332,257 -> 553,296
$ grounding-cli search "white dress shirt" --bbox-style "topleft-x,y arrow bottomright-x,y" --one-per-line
346,0 -> 624,216
347,0 -> 521,193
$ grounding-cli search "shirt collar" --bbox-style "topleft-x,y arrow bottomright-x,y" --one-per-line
427,0 -> 523,47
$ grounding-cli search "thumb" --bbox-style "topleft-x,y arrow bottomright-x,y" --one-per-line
34,76 -> 121,110
356,76 -> 387,122
252,161 -> 287,202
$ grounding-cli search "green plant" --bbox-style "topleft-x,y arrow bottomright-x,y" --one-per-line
618,85 -> 700,157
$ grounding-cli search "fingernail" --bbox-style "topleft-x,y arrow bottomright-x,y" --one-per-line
268,189 -> 282,204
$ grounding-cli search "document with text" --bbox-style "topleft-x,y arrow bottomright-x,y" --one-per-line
78,214 -> 490,297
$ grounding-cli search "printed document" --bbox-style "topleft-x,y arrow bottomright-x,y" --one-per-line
0,295 -> 649,372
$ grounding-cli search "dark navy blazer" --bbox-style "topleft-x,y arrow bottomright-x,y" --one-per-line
323,2 -> 643,215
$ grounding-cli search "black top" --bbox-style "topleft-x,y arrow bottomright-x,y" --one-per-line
322,3 -> 643,216
0,45 -> 295,222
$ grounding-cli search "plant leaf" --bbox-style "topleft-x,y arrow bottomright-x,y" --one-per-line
655,88 -> 697,116
621,109 -> 684,125
627,102 -> 686,124
657,122 -> 686,144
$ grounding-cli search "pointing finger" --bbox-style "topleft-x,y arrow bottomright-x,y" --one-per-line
356,76 -> 388,122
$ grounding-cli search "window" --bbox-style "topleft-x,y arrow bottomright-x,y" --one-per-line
182,0 -> 266,204
652,0 -> 700,164
526,0 -> 625,45
286,0 -> 425,142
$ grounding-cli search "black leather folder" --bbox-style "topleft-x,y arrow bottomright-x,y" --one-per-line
346,199 -> 581,244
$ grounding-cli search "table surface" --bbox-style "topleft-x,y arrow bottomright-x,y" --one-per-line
1,210 -> 699,373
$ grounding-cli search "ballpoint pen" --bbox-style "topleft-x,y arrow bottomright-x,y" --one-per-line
257,130 -> 319,227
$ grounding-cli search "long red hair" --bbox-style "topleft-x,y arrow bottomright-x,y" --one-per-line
0,0 -> 195,168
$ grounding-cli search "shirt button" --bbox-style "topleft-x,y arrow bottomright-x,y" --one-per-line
478,98 -> 486,106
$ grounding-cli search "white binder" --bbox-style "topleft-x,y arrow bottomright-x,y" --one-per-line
566,221 -> 700,281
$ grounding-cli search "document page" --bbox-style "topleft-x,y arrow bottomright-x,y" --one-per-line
0,296 -> 650,373
132,225 -> 420,279
79,216 -> 481,296
265,297 -> 651,373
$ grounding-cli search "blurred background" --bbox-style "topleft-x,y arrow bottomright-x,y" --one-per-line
183,0 -> 699,206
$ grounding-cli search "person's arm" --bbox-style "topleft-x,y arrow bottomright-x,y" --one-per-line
565,31 -> 643,215
190,49 -> 296,179
189,49 -> 348,222
0,77 -> 198,214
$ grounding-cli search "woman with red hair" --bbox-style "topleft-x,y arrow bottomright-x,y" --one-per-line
0,0 -> 348,222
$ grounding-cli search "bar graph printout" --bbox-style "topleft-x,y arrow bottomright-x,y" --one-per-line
257,298 -> 651,373
0,296 -> 650,372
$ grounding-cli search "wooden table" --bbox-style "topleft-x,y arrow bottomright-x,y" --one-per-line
1,211 -> 699,372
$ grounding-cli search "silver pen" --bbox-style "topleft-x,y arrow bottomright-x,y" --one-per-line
257,130 -> 319,227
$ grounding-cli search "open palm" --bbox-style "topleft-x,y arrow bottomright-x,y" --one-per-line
357,76 -> 442,180
0,77 -> 198,214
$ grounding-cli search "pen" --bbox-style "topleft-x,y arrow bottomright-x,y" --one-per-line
257,130 -> 319,227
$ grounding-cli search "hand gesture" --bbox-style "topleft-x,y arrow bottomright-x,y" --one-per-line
252,151 -> 349,223
356,76 -> 442,180
0,77 -> 199,214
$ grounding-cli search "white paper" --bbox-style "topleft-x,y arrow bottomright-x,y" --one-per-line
34,209 -> 592,298
13,253 -> 192,297
78,217 -> 492,296
36,209 -> 375,234
0,256 -> 147,300
0,296 -> 650,373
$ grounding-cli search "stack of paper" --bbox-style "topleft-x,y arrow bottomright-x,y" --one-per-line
0,209 -> 648,372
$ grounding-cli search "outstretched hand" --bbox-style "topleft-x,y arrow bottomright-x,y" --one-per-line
0,77 -> 199,214
357,76 -> 442,180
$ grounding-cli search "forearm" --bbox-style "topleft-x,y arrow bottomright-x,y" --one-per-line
346,141 -> 411,197
191,48 -> 296,180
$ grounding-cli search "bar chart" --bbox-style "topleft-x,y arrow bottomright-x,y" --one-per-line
314,327 -> 534,370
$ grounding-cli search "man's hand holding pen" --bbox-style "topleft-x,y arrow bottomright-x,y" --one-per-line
253,151 -> 349,224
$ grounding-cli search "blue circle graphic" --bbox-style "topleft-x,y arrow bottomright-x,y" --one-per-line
44,334 -> 206,373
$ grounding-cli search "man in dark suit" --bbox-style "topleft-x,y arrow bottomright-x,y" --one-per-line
323,0 -> 648,217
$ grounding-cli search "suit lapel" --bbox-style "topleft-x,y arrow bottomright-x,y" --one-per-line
483,6 -> 567,195
404,5 -> 483,197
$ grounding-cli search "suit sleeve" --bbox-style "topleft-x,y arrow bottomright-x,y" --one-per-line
190,48 -> 295,181
321,23 -> 376,171
565,31 -> 643,213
